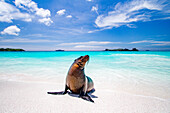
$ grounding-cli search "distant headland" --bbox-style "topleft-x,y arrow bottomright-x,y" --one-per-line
104,48 -> 139,51
0,48 -> 25,51
55,49 -> 64,51
0,48 -> 153,51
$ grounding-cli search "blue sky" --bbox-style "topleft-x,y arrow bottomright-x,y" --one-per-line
0,0 -> 170,51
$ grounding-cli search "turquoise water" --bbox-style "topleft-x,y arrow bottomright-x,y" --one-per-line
0,51 -> 170,98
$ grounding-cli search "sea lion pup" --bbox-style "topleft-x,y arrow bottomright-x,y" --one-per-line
48,55 -> 94,102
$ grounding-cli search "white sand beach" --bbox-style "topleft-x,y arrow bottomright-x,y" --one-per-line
0,80 -> 170,113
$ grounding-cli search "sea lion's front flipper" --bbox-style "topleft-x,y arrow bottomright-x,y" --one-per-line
47,85 -> 68,95
79,87 -> 94,103
80,94 -> 94,103
78,78 -> 94,103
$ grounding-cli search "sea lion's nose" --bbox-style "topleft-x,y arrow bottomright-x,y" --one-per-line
84,55 -> 89,61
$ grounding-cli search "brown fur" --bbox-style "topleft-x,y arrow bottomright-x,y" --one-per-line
66,55 -> 94,94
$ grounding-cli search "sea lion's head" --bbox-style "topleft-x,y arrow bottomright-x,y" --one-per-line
73,55 -> 89,69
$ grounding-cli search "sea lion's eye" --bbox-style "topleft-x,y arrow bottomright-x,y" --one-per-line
77,62 -> 83,67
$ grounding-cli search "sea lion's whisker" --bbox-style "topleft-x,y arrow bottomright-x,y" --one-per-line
87,59 -> 89,65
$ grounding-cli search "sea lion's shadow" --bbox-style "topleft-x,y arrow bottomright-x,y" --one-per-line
68,89 -> 98,99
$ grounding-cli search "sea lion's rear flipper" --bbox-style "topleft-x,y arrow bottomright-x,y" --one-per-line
47,91 -> 67,95
47,85 -> 68,95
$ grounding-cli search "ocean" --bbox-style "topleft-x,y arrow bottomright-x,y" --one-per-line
0,51 -> 170,99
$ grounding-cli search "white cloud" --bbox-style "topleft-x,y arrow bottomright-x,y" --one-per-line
57,27 -> 86,35
0,1 -> 32,23
59,41 -> 120,46
130,40 -> 170,46
66,15 -> 72,18
14,0 -> 51,17
38,18 -> 53,26
130,40 -> 152,44
95,0 -> 169,28
57,9 -> 66,16
14,0 -> 37,11
74,45 -> 101,48
88,26 -> 112,33
0,38 -> 59,43
154,17 -> 170,20
1,25 -> 20,36
91,5 -> 98,15
0,0 -> 53,26
86,0 -> 92,2
14,0 -> 53,26
36,8 -> 51,17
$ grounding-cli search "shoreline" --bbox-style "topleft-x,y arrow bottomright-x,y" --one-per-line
1,73 -> 170,100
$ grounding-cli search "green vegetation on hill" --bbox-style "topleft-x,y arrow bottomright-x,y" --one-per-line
105,48 -> 139,51
0,48 -> 25,51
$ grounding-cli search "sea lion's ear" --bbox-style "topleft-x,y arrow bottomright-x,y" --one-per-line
78,56 -> 83,59
74,56 -> 83,62
74,58 -> 78,62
